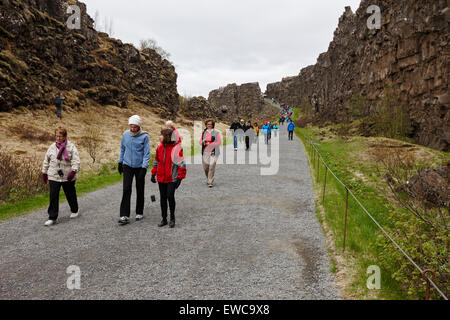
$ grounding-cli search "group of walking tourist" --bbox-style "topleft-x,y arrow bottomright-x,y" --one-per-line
41,103 -> 296,228
279,103 -> 294,124
277,103 -> 296,141
42,115 -> 187,228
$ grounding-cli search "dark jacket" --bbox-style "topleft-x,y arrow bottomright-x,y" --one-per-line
53,95 -> 65,107
243,125 -> 255,137
230,122 -> 242,135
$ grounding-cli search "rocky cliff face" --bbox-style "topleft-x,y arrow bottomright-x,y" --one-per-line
179,96 -> 219,120
0,0 -> 179,117
266,0 -> 449,151
208,82 -> 277,122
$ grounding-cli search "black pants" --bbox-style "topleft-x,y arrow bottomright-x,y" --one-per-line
158,182 -> 176,221
55,104 -> 62,119
48,180 -> 78,221
120,165 -> 146,217
288,131 -> 294,140
245,136 -> 250,150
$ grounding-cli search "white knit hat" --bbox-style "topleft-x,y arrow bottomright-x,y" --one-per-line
128,115 -> 142,127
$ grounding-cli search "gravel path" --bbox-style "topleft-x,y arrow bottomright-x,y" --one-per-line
0,127 -> 340,300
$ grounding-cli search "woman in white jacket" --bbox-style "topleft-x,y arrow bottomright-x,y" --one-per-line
42,126 -> 81,226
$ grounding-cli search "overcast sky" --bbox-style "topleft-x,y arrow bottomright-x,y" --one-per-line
84,0 -> 361,97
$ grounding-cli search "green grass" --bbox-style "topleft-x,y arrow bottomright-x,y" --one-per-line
296,127 -> 406,299
291,108 -> 450,299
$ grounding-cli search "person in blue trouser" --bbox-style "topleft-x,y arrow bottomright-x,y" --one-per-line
230,118 -> 242,151
261,121 -> 271,145
273,124 -> 279,137
287,121 -> 296,141
117,115 -> 151,225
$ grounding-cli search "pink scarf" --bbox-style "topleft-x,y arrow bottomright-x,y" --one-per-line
56,140 -> 70,161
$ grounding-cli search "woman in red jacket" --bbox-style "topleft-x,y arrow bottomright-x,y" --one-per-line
151,129 -> 186,228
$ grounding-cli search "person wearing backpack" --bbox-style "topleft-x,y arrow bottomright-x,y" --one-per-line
288,121 -> 296,141
151,128 -> 187,228
200,119 -> 222,188
117,115 -> 150,225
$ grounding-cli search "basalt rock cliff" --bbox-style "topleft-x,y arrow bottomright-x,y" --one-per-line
0,0 -> 179,117
179,96 -> 219,121
266,0 -> 449,151
208,82 -> 277,122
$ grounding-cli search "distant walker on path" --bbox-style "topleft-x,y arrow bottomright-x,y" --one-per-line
288,121 -> 296,141
230,118 -> 242,151
53,93 -> 66,119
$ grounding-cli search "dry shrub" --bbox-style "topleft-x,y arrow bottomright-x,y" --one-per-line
375,147 -> 449,299
10,124 -> 54,143
80,126 -> 104,163
373,147 -> 416,187
367,140 -> 416,162
0,146 -> 46,203
77,113 -> 104,163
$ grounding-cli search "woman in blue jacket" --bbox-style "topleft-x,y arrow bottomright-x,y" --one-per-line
117,115 -> 151,225
261,122 -> 271,145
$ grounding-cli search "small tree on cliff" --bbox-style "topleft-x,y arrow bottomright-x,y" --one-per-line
139,38 -> 171,61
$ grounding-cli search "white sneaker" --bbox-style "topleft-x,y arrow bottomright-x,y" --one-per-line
136,215 -> 143,221
70,212 -> 79,219
118,216 -> 129,225
44,220 -> 55,226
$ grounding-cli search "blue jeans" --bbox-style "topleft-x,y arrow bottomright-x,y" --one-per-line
234,136 -> 238,149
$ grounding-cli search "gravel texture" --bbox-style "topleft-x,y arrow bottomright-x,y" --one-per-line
0,128 -> 340,300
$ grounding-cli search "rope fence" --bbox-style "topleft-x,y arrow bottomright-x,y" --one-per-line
304,137 -> 448,300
